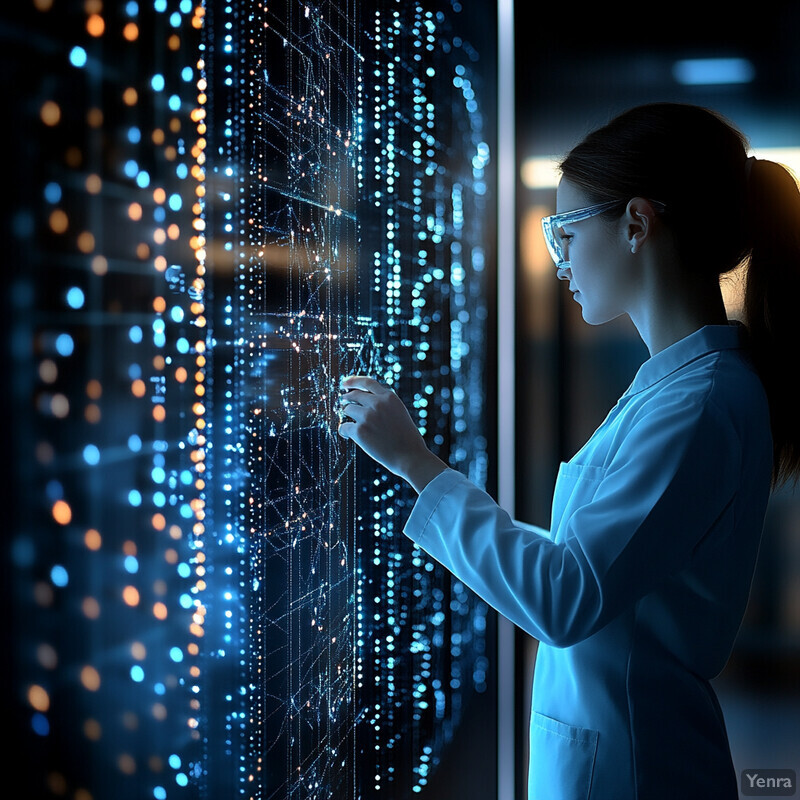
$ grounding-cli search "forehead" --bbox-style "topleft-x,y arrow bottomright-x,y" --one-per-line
555,178 -> 592,215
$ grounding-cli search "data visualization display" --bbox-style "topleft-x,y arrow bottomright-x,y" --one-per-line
7,1 -> 497,798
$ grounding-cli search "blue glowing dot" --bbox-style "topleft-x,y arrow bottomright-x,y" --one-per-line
154,0 -> 167,11
176,163 -> 188,179
153,491 -> 166,507
177,563 -> 191,578
169,11 -> 181,27
151,466 -> 166,483
179,593 -> 193,609
128,490 -> 142,507
170,306 -> 184,323
124,160 -> 139,178
175,774 -> 188,787
55,334 -> 74,357
44,182 -> 62,204
168,193 -> 182,211
83,444 -> 100,465
169,754 -> 182,769
154,682 -> 166,695
127,126 -> 141,144
168,94 -> 181,111
180,470 -> 193,485
179,504 -> 193,520
181,66 -> 193,82
66,287 -> 84,309
169,647 -> 184,663
176,337 -> 190,354
153,787 -> 167,800
179,0 -> 192,12
50,565 -> 69,587
124,555 -> 139,574
152,319 -> 165,335
69,46 -> 87,68
128,434 -> 142,452
136,171 -> 150,188
151,74 -> 165,92
126,1 -> 139,16
130,665 -> 145,682
129,325 -> 143,343
32,713 -> 50,736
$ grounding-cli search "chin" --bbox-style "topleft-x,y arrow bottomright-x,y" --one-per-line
578,302 -> 623,327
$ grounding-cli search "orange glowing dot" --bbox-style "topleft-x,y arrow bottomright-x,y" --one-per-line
122,586 -> 140,607
86,379 -> 102,400
196,354 -> 206,367
167,223 -> 180,240
123,22 -> 138,41
85,174 -> 102,194
49,209 -> 68,234
131,642 -> 146,660
168,33 -> 180,50
128,202 -> 142,221
154,255 -> 167,272
153,355 -> 165,370
175,367 -> 187,383
34,0 -> 54,10
39,359 -> 57,383
123,87 -> 138,106
152,703 -> 167,721
84,718 -> 102,740
136,242 -> 150,259
153,602 -> 167,620
80,665 -> 101,691
40,100 -> 61,126
192,402 -> 205,416
91,255 -> 108,275
195,385 -> 205,397
164,548 -> 178,564
84,529 -> 102,550
131,379 -> 146,398
153,228 -> 166,245
86,14 -> 104,36
28,684 -> 50,712
152,405 -> 166,423
169,525 -> 182,540
85,403 -> 101,423
87,107 -> 103,127
82,597 -> 100,619
77,231 -> 95,253
153,187 -> 166,204
65,146 -> 82,168
52,500 -> 72,526
169,117 -> 181,133
153,296 -> 166,313
152,513 -> 166,531
51,394 -> 69,418
117,754 -> 136,775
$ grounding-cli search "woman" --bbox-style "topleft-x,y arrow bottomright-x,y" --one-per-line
336,103 -> 800,800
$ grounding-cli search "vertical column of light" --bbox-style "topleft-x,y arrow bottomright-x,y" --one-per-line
187,0 -> 209,743
495,0 -> 516,797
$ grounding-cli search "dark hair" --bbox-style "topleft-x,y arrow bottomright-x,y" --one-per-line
559,102 -> 800,487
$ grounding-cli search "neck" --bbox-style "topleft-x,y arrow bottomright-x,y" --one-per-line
628,261 -> 729,356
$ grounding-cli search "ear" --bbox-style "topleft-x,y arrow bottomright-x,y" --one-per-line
625,197 -> 659,254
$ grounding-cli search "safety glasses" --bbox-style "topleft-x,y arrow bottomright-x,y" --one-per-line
541,198 -> 667,269
541,199 -> 626,269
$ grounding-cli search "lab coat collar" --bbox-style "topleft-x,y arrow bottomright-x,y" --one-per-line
626,322 -> 748,396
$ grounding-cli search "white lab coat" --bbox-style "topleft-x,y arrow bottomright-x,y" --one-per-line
403,324 -> 773,799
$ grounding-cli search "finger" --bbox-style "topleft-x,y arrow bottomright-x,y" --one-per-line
337,420 -> 355,439
338,401 -> 365,421
339,375 -> 386,394
339,388 -> 372,406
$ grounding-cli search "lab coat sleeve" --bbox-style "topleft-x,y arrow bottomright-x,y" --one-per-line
402,385 -> 741,647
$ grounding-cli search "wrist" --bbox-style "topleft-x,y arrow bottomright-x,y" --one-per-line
400,447 -> 449,494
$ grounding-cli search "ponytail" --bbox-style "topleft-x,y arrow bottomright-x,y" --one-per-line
743,158 -> 800,487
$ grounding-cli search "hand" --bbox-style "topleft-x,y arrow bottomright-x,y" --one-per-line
337,375 -> 448,492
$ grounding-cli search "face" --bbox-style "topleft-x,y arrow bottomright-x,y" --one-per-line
554,179 -> 637,325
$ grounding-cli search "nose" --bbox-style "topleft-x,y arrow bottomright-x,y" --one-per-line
556,265 -> 572,282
